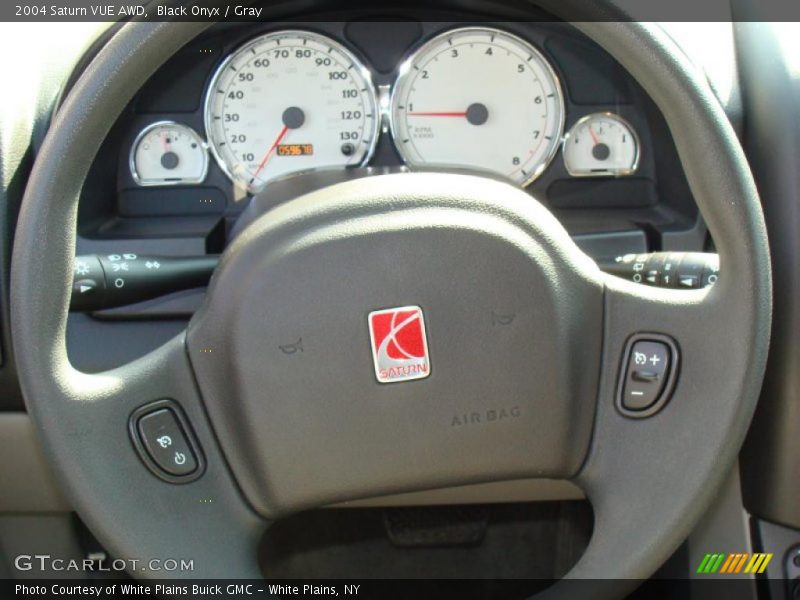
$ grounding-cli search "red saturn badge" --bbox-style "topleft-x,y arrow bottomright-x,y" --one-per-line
368,306 -> 431,384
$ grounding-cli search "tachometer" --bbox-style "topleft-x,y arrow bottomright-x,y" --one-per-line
205,30 -> 379,194
390,27 -> 565,187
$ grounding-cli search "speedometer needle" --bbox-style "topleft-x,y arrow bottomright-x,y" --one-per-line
252,125 -> 289,181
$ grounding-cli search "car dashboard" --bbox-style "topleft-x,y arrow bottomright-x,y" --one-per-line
64,13 -> 715,374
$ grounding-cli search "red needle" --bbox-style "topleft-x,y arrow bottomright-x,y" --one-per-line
588,126 -> 600,145
408,111 -> 468,117
252,125 -> 289,180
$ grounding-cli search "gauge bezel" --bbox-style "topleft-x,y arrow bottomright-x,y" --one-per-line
203,29 -> 381,194
389,26 -> 566,188
561,111 -> 641,177
129,120 -> 209,187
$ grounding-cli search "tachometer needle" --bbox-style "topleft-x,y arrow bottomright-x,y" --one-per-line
408,111 -> 468,117
252,125 -> 289,181
408,103 -> 488,126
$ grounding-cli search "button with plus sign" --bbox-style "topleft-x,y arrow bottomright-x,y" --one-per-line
621,339 -> 673,412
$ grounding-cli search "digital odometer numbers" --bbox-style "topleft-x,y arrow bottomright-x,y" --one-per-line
277,144 -> 314,156
390,28 -> 565,187
205,31 -> 378,193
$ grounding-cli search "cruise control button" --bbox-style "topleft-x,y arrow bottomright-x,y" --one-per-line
631,369 -> 660,382
621,340 -> 671,411
137,408 -> 197,476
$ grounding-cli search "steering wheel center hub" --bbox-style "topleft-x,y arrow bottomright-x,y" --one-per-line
187,173 -> 602,516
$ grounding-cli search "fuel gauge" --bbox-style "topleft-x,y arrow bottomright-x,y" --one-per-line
563,113 -> 639,177
130,121 -> 208,186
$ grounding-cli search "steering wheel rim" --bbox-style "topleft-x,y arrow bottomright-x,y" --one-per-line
10,16 -> 770,595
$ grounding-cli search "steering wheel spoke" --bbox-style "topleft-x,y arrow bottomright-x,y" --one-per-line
559,272 -> 765,583
38,335 -> 264,577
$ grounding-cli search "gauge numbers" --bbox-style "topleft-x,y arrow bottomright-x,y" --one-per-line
204,30 -> 379,194
390,27 -> 565,187
130,121 -> 208,186
563,113 -> 639,177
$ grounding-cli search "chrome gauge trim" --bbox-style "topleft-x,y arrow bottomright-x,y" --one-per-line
389,26 -> 566,188
129,120 -> 209,187
561,111 -> 641,177
203,29 -> 380,194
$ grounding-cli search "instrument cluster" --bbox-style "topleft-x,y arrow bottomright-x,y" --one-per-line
127,25 -> 641,197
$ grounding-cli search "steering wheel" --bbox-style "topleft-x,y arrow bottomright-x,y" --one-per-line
10,15 -> 771,595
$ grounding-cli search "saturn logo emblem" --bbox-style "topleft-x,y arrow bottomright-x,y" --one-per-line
367,306 -> 431,384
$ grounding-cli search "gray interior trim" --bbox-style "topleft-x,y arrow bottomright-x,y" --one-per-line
0,515 -> 84,580
735,21 -> 800,532
0,413 -> 70,513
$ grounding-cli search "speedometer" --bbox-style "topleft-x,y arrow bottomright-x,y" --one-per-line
204,30 -> 379,194
390,27 -> 564,187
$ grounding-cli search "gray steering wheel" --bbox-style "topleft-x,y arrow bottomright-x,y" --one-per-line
9,15 -> 770,597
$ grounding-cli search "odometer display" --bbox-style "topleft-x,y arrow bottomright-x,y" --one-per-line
390,27 -> 565,187
277,144 -> 314,156
205,30 -> 378,193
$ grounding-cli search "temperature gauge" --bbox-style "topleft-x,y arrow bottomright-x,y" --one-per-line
130,121 -> 208,186
562,113 -> 639,177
